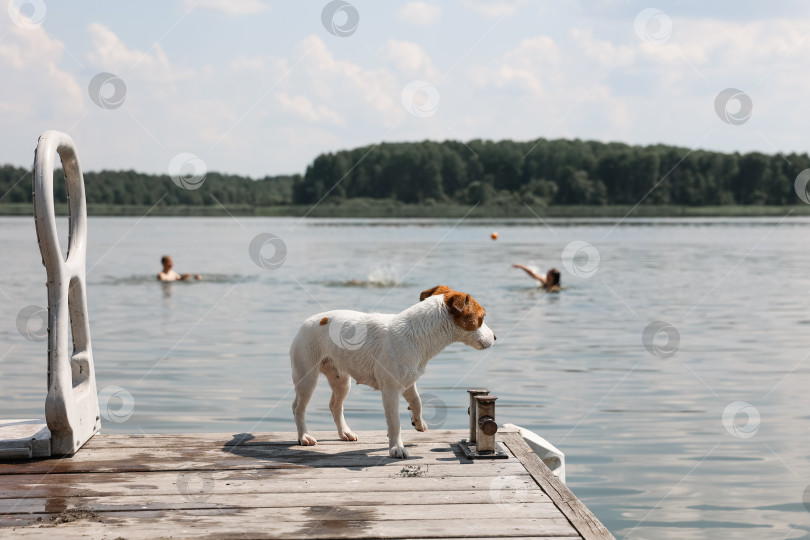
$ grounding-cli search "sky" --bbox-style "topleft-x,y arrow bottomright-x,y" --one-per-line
2,0 -> 809,178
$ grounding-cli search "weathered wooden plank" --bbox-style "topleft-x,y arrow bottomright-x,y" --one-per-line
2,494 -> 558,516
0,441 -> 495,475
502,432 -> 613,540
23,502 -> 558,521
1,511 -> 579,538
0,462 -> 529,493
80,429 -> 506,449
0,467 -> 534,500
3,438 -> 460,460
0,461 -> 529,492
0,474 -> 541,506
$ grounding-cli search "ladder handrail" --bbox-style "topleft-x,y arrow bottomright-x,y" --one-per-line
33,130 -> 100,455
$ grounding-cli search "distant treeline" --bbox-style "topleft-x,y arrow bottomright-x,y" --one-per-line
1,138 -> 807,208
0,167 -> 297,207
296,139 -> 808,206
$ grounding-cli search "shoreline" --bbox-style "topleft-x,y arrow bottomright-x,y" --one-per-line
1,202 -> 808,218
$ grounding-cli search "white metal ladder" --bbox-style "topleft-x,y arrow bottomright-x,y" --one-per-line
0,131 -> 101,459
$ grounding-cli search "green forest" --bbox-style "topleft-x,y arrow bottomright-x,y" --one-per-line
1,137 -> 808,216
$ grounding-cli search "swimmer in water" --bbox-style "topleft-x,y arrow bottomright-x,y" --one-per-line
158,255 -> 201,281
512,264 -> 561,292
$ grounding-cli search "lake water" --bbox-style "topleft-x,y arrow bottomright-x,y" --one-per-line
1,215 -> 809,539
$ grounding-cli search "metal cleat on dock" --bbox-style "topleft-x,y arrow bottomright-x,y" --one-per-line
458,388 -> 509,459
0,131 -> 101,460
458,387 -> 566,482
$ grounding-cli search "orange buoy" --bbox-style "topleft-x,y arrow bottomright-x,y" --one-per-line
491,232 -> 498,240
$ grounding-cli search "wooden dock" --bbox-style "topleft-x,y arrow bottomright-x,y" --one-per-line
0,428 -> 613,539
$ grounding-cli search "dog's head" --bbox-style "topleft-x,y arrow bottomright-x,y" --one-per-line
420,285 -> 496,350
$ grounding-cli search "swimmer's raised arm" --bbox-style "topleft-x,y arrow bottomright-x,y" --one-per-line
512,263 -> 547,285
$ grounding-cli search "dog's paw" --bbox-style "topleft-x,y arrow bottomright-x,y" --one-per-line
389,446 -> 409,459
298,434 -> 318,446
411,417 -> 428,432
340,430 -> 358,442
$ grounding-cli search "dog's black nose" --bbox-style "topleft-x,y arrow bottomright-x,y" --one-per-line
494,335 -> 497,341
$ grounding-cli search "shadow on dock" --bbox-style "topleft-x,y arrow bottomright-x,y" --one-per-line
220,432 -> 464,471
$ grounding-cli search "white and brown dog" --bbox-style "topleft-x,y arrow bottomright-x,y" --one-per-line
290,285 -> 496,458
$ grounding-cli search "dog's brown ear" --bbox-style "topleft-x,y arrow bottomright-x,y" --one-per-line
446,292 -> 469,315
420,285 -> 452,301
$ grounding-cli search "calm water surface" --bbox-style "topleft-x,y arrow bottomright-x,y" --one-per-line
1,216 -> 809,539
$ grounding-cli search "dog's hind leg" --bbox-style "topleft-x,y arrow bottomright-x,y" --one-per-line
323,363 -> 358,442
403,384 -> 427,432
291,357 -> 320,446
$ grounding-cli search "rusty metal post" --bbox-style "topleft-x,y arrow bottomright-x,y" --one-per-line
459,390 -> 507,459
466,388 -> 489,444
474,395 -> 498,453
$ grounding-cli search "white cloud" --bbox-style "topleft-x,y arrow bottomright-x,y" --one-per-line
396,2 -> 441,25
635,18 -> 810,72
86,23 -> 194,82
0,20 -> 83,125
296,35 -> 400,122
274,92 -> 344,126
182,0 -> 268,15
458,17 -> 810,157
213,35 -> 404,140
460,0 -> 524,18
471,36 -> 560,95
380,38 -> 440,80
78,30 -> 404,174
229,54 -> 288,76
572,29 -> 635,68
78,24 -> 242,170
459,30 -> 642,144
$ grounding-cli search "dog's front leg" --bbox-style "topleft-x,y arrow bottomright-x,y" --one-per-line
403,384 -> 427,432
381,388 -> 408,458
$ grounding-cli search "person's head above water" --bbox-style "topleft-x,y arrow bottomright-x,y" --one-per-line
159,255 -> 201,281
546,268 -> 561,287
